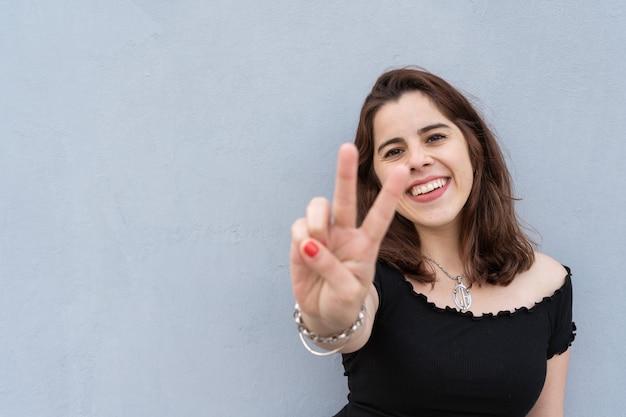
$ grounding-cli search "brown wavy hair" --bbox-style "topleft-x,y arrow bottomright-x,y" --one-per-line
355,67 -> 535,286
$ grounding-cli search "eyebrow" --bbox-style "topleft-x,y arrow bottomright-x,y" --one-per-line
376,123 -> 452,155
418,122 -> 451,135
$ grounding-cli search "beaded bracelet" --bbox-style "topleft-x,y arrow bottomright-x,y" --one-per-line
293,303 -> 366,356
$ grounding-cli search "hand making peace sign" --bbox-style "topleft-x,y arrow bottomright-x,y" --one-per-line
290,143 -> 409,339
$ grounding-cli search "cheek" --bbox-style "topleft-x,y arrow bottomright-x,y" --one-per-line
460,163 -> 474,192
458,147 -> 475,188
395,196 -> 413,219
372,161 -> 385,185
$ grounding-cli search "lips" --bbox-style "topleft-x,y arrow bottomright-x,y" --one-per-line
408,178 -> 449,196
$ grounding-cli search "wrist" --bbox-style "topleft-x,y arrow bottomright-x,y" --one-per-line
293,303 -> 366,355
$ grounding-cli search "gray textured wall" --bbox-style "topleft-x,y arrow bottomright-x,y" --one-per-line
1,1 -> 624,416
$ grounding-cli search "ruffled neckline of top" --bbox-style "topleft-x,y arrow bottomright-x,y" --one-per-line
400,266 -> 571,320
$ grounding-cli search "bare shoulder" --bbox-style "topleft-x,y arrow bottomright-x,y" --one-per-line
515,251 -> 569,299
530,251 -> 568,283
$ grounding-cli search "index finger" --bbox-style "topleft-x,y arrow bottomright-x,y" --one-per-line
360,165 -> 409,242
332,143 -> 359,228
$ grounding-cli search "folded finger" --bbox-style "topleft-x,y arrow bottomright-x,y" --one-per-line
290,219 -> 313,286
298,239 -> 363,304
291,217 -> 309,245
306,197 -> 330,245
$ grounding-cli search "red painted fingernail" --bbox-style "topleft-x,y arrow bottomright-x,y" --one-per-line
303,241 -> 319,257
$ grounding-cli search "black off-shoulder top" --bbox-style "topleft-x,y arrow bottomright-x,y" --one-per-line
334,261 -> 576,417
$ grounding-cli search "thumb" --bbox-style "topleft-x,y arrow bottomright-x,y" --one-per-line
299,239 -> 363,300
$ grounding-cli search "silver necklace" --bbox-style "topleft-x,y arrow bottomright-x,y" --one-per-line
424,256 -> 472,311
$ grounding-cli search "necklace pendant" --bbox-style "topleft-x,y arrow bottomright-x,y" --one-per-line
453,281 -> 472,311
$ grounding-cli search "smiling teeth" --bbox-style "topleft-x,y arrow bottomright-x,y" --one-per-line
410,178 -> 447,196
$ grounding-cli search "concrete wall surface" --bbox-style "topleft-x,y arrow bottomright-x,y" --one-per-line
1,1 -> 624,416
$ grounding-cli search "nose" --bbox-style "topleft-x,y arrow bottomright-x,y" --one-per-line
406,143 -> 433,171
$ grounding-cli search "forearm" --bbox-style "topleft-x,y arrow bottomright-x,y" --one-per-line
297,284 -> 378,354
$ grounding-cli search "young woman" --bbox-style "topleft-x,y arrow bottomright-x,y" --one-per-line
290,68 -> 575,416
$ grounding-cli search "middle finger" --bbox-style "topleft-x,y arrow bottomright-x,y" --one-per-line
332,143 -> 359,229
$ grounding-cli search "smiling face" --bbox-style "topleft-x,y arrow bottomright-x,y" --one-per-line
372,91 -> 474,234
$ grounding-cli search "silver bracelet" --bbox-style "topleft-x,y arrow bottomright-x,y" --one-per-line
293,303 -> 366,356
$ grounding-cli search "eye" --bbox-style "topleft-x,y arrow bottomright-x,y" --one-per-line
426,133 -> 447,143
383,148 -> 404,159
